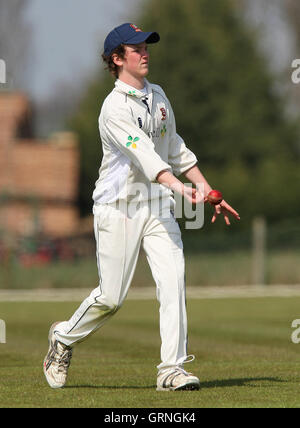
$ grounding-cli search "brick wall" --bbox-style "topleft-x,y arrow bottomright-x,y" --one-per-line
0,201 -> 78,237
11,136 -> 79,201
0,93 -> 80,238
0,93 -> 30,190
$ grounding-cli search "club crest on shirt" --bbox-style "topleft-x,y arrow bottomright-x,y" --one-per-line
160,107 -> 167,121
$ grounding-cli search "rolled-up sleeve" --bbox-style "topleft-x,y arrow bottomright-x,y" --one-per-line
103,110 -> 171,182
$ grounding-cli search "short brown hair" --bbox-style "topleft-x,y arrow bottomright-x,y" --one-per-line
101,44 -> 126,78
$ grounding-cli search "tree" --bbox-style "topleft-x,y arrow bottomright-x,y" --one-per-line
69,72 -> 114,214
140,0 -> 300,227
286,0 -> 300,50
283,0 -> 300,117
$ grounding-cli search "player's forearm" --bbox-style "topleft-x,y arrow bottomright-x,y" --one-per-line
156,170 -> 185,195
183,164 -> 212,196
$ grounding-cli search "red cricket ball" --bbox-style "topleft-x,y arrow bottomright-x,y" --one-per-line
207,190 -> 223,205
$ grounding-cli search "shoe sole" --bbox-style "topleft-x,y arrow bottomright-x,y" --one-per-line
43,321 -> 64,389
156,381 -> 200,392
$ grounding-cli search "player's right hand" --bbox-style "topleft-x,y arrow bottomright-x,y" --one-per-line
182,185 -> 204,205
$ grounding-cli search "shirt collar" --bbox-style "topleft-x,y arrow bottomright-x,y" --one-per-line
114,79 -> 152,99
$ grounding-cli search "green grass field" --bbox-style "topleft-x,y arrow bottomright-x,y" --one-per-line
1,296 -> 300,408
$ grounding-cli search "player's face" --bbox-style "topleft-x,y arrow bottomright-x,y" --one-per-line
122,42 -> 150,78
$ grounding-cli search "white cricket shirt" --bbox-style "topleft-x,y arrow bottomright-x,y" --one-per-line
92,78 -> 198,205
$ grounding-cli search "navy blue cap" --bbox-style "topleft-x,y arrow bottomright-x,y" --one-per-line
104,23 -> 160,57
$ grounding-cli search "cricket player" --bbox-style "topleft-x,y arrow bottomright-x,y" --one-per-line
43,23 -> 240,391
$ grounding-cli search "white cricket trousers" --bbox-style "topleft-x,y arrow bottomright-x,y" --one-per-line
54,198 -> 188,371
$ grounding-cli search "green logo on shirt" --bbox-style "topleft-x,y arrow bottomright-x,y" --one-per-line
161,125 -> 167,137
128,90 -> 137,97
126,135 -> 139,149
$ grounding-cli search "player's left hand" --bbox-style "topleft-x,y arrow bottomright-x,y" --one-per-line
210,200 -> 240,226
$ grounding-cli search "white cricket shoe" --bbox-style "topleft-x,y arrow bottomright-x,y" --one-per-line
43,322 -> 73,389
157,356 -> 200,391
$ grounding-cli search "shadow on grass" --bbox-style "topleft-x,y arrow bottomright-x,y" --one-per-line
200,377 -> 286,389
65,385 -> 157,390
65,377 -> 286,390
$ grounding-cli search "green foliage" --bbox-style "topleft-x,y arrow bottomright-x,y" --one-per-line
69,0 -> 300,230
141,0 -> 300,226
